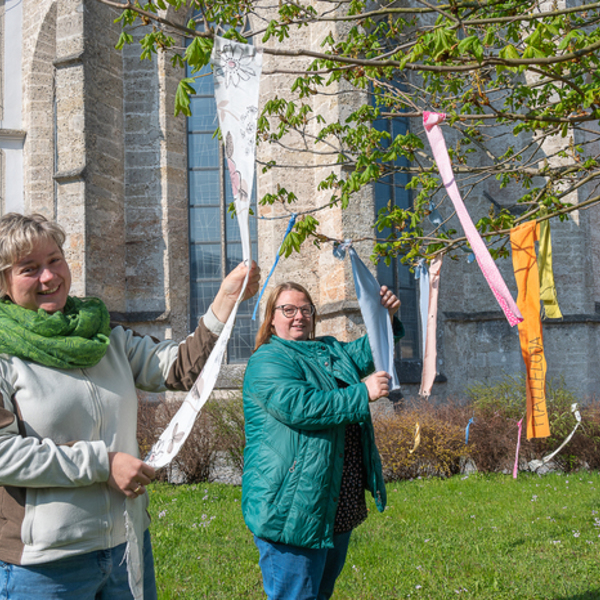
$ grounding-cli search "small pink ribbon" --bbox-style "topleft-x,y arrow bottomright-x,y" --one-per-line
513,418 -> 523,479
423,112 -> 523,327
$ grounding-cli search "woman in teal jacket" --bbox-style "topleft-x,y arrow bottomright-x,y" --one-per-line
242,281 -> 402,600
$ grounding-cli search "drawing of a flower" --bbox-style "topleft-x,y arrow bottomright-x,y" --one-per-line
240,106 -> 258,155
214,44 -> 256,88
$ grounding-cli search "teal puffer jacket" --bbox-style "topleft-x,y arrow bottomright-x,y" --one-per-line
242,334 -> 387,550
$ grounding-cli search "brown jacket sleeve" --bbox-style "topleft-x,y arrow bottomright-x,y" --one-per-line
165,318 -> 219,391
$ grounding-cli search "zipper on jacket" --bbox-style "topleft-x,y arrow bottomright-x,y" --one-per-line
81,368 -> 113,544
81,369 -> 103,439
289,460 -> 297,473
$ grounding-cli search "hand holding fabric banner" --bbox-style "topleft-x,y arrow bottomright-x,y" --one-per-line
126,37 -> 263,600
348,247 -> 400,390
146,37 -> 263,469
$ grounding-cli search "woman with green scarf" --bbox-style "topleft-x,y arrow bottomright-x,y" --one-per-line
0,213 -> 259,600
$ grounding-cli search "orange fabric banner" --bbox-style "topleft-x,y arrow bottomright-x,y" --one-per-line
510,222 -> 550,439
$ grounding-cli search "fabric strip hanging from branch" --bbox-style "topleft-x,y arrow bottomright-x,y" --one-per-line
510,221 -> 550,440
538,219 -> 563,319
333,243 -> 399,390
423,112 -> 523,327
252,213 -> 297,321
415,259 -> 429,361
419,255 -> 443,397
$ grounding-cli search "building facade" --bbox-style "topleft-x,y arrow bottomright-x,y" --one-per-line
3,0 -> 600,401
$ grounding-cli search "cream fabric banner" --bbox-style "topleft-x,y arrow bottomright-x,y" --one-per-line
146,37 -> 262,469
127,38 -> 263,600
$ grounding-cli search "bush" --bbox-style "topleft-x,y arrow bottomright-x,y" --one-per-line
464,374 -> 600,472
204,391 -> 246,473
137,396 -> 217,483
373,399 -> 470,480
137,390 -> 247,484
137,375 -> 600,483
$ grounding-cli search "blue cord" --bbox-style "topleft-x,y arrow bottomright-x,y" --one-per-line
252,213 -> 297,321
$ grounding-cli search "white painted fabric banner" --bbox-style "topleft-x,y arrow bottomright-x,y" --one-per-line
146,37 -> 263,470
126,37 -> 263,600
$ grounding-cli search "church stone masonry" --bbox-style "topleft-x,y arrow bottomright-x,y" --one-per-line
4,0 -> 600,400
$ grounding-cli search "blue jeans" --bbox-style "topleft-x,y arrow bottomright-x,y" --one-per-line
0,529 -> 156,600
254,531 -> 352,600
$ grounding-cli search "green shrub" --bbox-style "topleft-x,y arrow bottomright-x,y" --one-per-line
373,400 -> 470,480
137,397 -> 217,483
205,391 -> 246,473
138,375 -> 600,483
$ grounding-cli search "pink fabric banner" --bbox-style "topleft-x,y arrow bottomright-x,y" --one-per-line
513,418 -> 523,479
423,112 -> 523,327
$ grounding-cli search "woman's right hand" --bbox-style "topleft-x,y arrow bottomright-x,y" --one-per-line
107,452 -> 156,499
365,371 -> 391,402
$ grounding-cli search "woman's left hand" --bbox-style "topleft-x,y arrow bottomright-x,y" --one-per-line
211,261 -> 261,323
380,285 -> 400,318
107,452 -> 156,499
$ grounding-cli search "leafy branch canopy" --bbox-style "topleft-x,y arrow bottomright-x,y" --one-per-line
97,0 -> 600,265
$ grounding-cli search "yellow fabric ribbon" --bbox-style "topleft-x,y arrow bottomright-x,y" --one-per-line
510,222 -> 551,440
409,422 -> 421,454
538,219 -> 563,319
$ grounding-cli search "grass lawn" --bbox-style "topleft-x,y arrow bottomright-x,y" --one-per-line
149,472 -> 600,599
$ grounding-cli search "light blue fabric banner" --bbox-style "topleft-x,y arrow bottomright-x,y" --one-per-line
415,259 -> 429,361
348,248 -> 400,391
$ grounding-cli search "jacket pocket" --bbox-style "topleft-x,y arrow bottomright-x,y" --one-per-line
22,485 -> 108,550
270,456 -> 299,509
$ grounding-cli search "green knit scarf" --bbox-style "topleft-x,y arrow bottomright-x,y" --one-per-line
0,296 -> 111,369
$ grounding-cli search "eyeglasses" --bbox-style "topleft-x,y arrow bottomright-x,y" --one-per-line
275,304 -> 315,318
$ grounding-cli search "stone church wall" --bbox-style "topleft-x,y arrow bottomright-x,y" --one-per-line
9,0 -> 600,400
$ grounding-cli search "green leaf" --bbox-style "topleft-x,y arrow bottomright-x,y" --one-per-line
174,78 -> 197,117
115,31 -> 134,50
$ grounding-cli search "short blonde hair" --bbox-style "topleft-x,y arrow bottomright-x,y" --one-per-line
0,213 -> 66,297
254,282 -> 317,350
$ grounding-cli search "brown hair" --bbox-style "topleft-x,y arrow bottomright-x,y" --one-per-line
254,282 -> 317,350
0,213 -> 66,297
